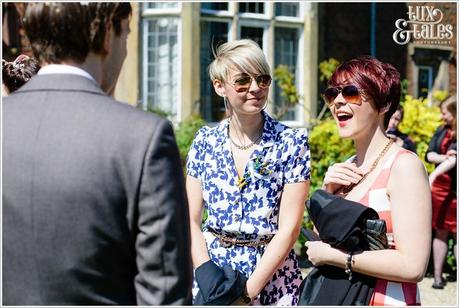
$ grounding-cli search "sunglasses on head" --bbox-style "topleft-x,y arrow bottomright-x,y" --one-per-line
231,74 -> 272,93
323,85 -> 363,106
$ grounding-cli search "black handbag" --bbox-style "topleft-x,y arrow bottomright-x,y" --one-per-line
365,219 -> 389,250
298,189 -> 389,306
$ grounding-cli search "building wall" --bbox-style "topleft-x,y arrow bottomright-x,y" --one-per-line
117,2 -> 319,126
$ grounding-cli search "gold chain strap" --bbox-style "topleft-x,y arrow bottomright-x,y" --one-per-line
341,138 -> 394,194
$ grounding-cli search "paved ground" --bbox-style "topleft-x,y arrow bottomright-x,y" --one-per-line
418,276 -> 457,306
300,268 -> 457,306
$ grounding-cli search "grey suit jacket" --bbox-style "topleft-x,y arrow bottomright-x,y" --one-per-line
2,74 -> 192,305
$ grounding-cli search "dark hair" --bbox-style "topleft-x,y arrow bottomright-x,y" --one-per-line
24,3 -> 92,64
2,55 -> 40,93
441,95 -> 457,139
89,3 -> 132,54
329,55 -> 401,128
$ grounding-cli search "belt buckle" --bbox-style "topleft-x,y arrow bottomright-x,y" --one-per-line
219,237 -> 233,248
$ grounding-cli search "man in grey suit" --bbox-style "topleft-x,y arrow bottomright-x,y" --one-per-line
2,3 -> 192,305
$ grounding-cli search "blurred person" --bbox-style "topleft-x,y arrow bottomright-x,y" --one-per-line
186,39 -> 310,305
2,54 -> 40,94
88,3 -> 131,96
386,106 -> 417,153
426,96 -> 457,289
3,3 -> 192,305
305,56 -> 431,305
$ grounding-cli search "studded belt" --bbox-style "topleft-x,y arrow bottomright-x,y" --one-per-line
207,227 -> 272,248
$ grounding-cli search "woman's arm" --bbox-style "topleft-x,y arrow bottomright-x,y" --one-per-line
306,154 -> 431,283
429,154 -> 457,186
186,175 -> 211,268
246,181 -> 310,298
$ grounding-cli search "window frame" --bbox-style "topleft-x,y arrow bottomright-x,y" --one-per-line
273,23 -> 305,126
141,8 -> 182,122
274,2 -> 304,22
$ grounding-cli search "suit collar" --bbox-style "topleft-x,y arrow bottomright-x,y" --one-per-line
15,74 -> 105,96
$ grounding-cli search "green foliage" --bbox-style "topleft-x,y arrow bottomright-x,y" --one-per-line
319,58 -> 340,82
432,90 -> 449,105
174,113 -> 206,163
308,118 -> 355,192
398,94 -> 442,172
145,105 -> 173,118
273,65 -> 301,119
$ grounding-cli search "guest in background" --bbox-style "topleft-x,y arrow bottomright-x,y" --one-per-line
426,96 -> 457,289
2,54 -> 40,94
386,106 -> 417,153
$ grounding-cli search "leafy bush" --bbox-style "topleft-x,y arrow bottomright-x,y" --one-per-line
308,118 -> 354,192
319,58 -> 340,82
273,65 -> 301,119
174,113 -> 206,163
398,95 -> 442,172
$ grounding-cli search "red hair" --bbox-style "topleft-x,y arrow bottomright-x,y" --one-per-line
329,55 -> 401,128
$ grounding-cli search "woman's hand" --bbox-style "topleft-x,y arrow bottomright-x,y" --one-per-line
323,162 -> 363,193
305,241 -> 338,266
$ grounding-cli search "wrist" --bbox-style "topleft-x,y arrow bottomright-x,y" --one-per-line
245,279 -> 258,300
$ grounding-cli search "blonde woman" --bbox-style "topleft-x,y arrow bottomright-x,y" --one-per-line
186,39 -> 310,305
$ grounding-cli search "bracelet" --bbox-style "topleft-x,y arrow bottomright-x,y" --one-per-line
242,284 -> 252,304
345,252 -> 353,281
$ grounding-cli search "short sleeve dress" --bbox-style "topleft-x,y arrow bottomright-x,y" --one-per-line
186,111 -> 311,305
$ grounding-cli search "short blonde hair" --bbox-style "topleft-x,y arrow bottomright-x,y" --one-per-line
208,39 -> 271,82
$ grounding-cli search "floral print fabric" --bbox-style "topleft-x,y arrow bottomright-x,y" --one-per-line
187,111 -> 310,305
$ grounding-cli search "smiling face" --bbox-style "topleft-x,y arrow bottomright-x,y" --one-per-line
213,66 -> 270,116
441,103 -> 455,127
327,79 -> 383,140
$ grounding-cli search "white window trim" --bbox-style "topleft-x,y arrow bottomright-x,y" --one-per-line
200,18 -> 232,126
142,2 -> 182,17
237,19 -> 270,55
273,2 -> 304,22
141,16 -> 182,123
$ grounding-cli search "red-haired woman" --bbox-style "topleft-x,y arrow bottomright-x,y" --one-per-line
305,56 -> 431,305
426,96 -> 457,289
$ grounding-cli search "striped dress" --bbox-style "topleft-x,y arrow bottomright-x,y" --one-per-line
357,149 -> 421,306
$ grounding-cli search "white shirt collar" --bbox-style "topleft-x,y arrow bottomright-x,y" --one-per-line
38,64 -> 96,83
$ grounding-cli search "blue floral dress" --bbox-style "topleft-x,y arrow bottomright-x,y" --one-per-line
186,111 -> 310,305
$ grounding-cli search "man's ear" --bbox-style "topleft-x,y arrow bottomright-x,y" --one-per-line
102,22 -> 113,56
213,79 -> 226,97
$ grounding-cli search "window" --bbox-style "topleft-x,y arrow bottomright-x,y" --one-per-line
417,66 -> 433,98
274,27 -> 300,121
142,17 -> 179,116
239,2 -> 265,14
275,3 -> 300,17
200,21 -> 229,122
201,2 -> 228,11
240,26 -> 264,49
144,2 -> 178,10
